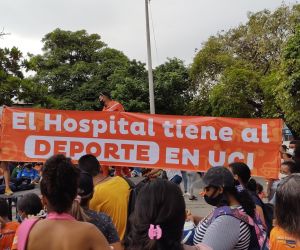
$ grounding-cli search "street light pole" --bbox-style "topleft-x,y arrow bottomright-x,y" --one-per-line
145,0 -> 155,114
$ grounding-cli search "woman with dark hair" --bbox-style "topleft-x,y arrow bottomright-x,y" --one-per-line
229,162 -> 266,228
270,174 -> 300,249
71,171 -> 122,250
17,154 -> 110,250
193,167 -> 266,250
124,178 -> 211,250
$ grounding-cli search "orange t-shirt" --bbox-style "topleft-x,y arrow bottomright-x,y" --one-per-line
270,226 -> 300,250
102,101 -> 124,112
0,221 -> 19,250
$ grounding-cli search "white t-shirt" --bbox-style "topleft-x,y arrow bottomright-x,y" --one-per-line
165,169 -> 182,181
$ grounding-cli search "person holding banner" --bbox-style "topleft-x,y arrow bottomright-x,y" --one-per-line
99,91 -> 130,177
99,91 -> 125,113
0,108 -> 14,195
0,161 -> 13,195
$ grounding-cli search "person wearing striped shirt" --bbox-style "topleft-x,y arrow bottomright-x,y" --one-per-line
193,167 -> 258,250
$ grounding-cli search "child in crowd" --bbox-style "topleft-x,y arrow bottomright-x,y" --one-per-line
16,193 -> 45,222
11,193 -> 46,250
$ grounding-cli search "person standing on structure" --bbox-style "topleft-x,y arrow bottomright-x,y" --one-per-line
99,92 -> 130,177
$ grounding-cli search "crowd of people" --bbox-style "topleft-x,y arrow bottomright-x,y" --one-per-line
0,93 -> 299,250
0,140 -> 298,249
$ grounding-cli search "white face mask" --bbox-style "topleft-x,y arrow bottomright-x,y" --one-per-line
287,148 -> 295,156
278,173 -> 288,180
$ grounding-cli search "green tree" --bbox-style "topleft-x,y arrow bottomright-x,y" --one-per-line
188,37 -> 234,115
154,58 -> 191,115
277,26 -> 300,135
209,66 -> 263,117
26,28 -> 131,110
189,4 -> 300,122
111,60 -> 149,112
0,47 -> 24,105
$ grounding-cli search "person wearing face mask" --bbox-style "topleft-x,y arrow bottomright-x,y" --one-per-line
193,167 -> 268,250
98,92 -> 130,178
16,163 -> 40,184
288,140 -> 300,151
280,145 -> 293,163
270,161 -> 300,205
16,193 -> 45,223
12,193 -> 46,250
99,92 -> 125,113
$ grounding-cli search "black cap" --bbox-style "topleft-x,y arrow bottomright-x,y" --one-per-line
203,167 -> 234,188
78,171 -> 94,197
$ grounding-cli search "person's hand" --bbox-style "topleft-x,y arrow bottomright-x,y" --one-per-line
186,210 -> 194,222
99,95 -> 104,102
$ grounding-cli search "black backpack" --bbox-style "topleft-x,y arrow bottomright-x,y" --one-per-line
121,177 -> 150,244
122,177 -> 150,220
261,202 -> 274,237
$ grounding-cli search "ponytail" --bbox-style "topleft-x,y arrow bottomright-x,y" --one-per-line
70,198 -> 90,222
247,178 -> 257,193
224,186 -> 256,218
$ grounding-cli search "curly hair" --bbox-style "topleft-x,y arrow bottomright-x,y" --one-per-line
125,179 -> 185,250
40,154 -> 79,213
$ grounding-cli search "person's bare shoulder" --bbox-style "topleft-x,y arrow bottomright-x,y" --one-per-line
79,222 -> 111,250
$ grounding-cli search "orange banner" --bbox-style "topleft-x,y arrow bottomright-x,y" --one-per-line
0,107 -> 282,178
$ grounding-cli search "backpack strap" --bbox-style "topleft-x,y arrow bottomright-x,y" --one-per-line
208,206 -> 269,250
121,176 -> 135,190
208,206 -> 255,226
17,218 -> 40,250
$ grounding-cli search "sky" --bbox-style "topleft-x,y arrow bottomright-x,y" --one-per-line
0,0 -> 298,66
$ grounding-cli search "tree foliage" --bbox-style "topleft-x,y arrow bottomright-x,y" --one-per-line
21,29 -> 191,115
154,58 -> 191,115
277,26 -> 300,134
1,3 -> 300,136
0,47 -> 24,106
189,3 -> 300,135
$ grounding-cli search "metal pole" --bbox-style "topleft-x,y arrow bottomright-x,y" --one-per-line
145,0 -> 155,114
